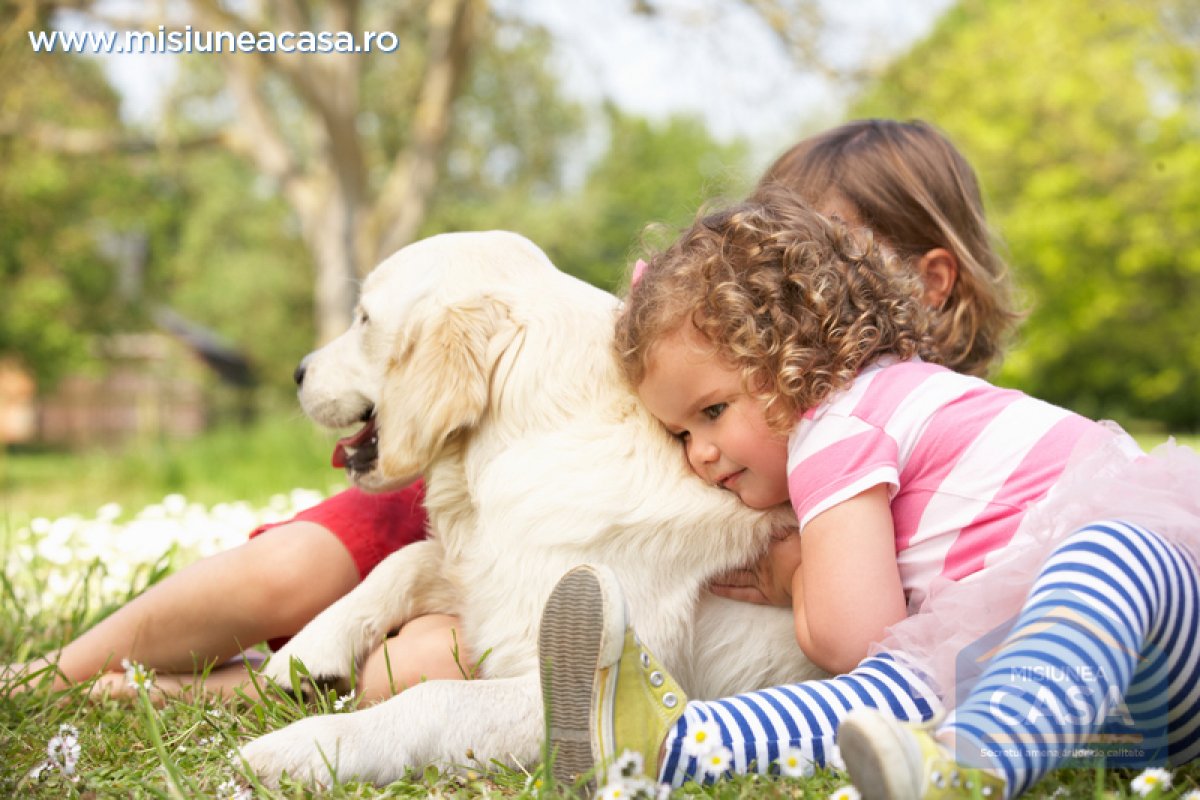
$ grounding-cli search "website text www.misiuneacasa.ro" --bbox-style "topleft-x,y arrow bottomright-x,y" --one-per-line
29,26 -> 399,55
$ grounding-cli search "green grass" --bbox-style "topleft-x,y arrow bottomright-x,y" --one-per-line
3,427 -> 1200,797
4,652 -> 1200,800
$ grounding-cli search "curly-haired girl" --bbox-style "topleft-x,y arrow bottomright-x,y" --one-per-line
541,192 -> 1200,798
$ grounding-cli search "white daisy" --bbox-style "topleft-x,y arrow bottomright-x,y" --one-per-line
49,724 -> 81,774
217,777 -> 253,800
1131,767 -> 1173,797
777,745 -> 813,777
597,780 -> 631,800
121,658 -> 155,692
830,785 -> 862,800
681,720 -> 721,757
334,689 -> 356,711
698,745 -> 733,777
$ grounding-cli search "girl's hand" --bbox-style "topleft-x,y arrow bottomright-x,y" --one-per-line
708,529 -> 803,607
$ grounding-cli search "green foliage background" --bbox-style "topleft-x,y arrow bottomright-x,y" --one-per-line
2,0 -> 1198,432
856,0 -> 1200,429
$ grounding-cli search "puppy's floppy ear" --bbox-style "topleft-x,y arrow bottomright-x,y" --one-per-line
375,297 -> 514,480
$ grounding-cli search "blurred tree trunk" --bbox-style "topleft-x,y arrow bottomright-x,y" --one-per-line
5,0 -> 483,343
208,0 -> 481,343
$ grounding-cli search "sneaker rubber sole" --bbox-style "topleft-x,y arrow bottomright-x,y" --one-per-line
838,709 -> 923,800
538,564 -> 626,788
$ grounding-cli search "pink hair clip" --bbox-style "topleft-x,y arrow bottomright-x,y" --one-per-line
631,258 -> 648,286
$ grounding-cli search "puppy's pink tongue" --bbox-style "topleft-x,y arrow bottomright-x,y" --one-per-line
332,418 -> 377,468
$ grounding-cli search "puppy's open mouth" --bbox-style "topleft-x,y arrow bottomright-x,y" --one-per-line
331,408 -> 379,474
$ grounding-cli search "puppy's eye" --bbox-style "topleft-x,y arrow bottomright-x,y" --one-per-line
357,309 -> 370,325
702,403 -> 727,420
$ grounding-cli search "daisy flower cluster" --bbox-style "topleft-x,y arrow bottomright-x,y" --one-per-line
7,489 -> 325,612
27,723 -> 82,783
681,720 -> 733,777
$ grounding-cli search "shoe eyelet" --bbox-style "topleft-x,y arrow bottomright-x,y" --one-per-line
663,692 -> 679,708
982,787 -> 994,797
649,671 -> 665,687
951,771 -> 961,788
932,770 -> 944,788
640,652 -> 651,668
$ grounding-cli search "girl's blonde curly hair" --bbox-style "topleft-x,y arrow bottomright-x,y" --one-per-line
614,191 -> 935,433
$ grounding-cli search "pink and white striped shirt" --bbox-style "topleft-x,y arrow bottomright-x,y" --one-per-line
787,359 -> 1113,610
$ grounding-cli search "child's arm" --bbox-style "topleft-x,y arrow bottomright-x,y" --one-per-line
790,484 -> 906,674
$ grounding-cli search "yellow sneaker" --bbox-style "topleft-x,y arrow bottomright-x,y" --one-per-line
538,564 -> 687,789
838,709 -> 1007,800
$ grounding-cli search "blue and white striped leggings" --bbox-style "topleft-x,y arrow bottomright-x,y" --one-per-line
661,522 -> 1200,796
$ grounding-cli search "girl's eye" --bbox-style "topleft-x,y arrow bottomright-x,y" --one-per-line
703,403 -> 727,420
672,429 -> 690,443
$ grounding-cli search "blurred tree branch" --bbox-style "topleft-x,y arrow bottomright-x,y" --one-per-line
4,0 -> 843,344
632,0 -> 867,83
4,0 -> 482,343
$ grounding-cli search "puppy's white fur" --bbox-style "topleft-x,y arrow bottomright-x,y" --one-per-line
242,231 -> 825,786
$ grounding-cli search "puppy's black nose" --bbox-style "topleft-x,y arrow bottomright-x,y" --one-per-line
294,357 -> 309,386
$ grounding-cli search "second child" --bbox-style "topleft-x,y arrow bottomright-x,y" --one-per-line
541,193 -> 1200,797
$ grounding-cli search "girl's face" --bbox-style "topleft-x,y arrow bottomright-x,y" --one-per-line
637,324 -> 790,510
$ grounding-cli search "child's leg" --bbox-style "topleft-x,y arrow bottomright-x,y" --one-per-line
84,612 -> 474,704
358,613 -> 475,702
944,521 -> 1200,797
10,520 -> 359,691
661,654 -> 941,785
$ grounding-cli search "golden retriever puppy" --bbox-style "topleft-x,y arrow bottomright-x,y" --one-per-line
240,231 -> 823,786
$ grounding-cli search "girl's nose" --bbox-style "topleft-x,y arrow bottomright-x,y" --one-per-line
687,437 -> 720,472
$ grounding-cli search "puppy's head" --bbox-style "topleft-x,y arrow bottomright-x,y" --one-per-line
296,232 -> 532,491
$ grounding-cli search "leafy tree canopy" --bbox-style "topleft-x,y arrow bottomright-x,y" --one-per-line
856,0 -> 1200,430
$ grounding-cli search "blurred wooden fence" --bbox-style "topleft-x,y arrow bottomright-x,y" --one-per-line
1,334 -> 208,447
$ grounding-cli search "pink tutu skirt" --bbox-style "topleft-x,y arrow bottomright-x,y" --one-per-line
871,423 -> 1200,704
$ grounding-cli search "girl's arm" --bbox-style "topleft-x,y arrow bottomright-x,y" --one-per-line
790,484 -> 906,674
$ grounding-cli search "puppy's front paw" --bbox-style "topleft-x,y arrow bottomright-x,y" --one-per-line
260,623 -> 357,696
241,714 -> 354,788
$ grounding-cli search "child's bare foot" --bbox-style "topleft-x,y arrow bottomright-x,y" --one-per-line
86,656 -> 269,705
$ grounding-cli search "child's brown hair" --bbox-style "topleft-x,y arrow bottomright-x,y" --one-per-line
753,119 -> 1019,376
615,191 -> 933,433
